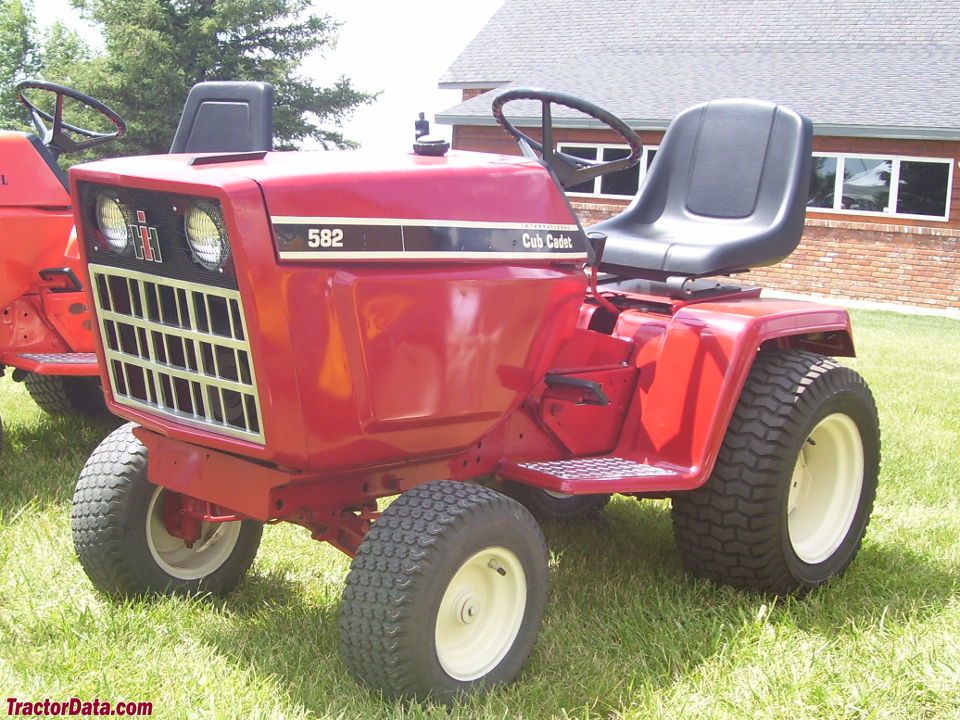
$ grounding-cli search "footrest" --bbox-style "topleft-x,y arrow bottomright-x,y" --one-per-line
500,456 -> 681,494
2,352 -> 99,375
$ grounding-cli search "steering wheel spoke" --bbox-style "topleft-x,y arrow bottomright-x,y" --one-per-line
16,79 -> 126,158
492,88 -> 642,189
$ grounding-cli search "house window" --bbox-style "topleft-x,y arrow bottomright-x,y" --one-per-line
558,144 -> 656,198
808,153 -> 953,220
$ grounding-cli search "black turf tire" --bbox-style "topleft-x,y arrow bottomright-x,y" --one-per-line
671,349 -> 880,594
71,423 -> 262,597
24,373 -> 107,416
502,480 -> 609,520
339,481 -> 549,701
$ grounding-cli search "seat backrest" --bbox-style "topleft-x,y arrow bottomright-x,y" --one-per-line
170,81 -> 273,154
596,99 -> 812,279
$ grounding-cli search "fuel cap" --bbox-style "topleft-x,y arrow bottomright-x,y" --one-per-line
413,135 -> 450,156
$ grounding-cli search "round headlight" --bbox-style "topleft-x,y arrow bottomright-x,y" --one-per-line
184,203 -> 228,271
95,193 -> 130,253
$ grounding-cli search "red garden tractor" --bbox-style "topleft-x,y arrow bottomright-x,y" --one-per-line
68,88 -> 880,700
0,79 -> 272,431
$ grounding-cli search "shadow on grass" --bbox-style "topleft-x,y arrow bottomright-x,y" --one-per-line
193,566 -> 364,714
157,497 -> 957,718
546,497 -> 957,625
0,411 -> 120,512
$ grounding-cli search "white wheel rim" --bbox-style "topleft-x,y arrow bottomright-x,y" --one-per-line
787,412 -> 864,564
145,487 -> 242,580
543,489 -> 572,499
434,546 -> 527,682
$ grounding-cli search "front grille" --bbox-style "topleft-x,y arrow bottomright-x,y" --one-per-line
89,263 -> 264,444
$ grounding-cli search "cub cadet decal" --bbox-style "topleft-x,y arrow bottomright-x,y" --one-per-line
130,210 -> 162,263
272,217 -> 588,261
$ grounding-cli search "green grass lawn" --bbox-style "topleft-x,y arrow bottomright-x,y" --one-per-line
1,309 -> 957,719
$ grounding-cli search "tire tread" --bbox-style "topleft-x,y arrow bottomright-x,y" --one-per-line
25,373 -> 107,416
339,481 -> 547,698
71,424 -> 150,595
71,423 -> 260,597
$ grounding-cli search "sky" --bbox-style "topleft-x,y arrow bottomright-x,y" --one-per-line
41,0 -> 505,154
303,0 -> 504,152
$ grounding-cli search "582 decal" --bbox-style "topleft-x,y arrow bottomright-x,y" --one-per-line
307,227 -> 343,248
272,217 -> 590,260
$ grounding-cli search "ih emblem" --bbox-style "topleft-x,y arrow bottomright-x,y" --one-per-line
130,210 -> 162,262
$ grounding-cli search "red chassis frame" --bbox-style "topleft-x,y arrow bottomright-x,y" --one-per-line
70,149 -> 856,556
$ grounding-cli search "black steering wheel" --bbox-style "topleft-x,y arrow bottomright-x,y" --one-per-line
16,79 -> 126,158
492,88 -> 643,189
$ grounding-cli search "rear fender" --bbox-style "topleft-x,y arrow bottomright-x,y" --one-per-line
0,132 -> 70,206
0,208 -> 74,309
0,133 -> 74,308
613,298 -> 853,489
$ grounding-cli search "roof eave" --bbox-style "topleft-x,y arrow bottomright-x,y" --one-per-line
438,80 -> 511,90
435,115 -> 673,131
436,114 -> 960,141
813,124 -> 960,141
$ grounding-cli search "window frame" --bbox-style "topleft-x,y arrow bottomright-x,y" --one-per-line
557,142 -> 658,200
809,151 -> 954,222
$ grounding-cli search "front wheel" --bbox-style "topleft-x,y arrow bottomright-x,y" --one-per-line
71,423 -> 262,596
339,481 -> 549,700
671,350 -> 880,594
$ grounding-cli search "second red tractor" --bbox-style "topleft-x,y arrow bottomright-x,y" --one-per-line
0,79 -> 272,430
0,81 -> 126,419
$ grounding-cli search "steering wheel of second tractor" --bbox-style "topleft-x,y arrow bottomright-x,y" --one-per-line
16,79 -> 126,158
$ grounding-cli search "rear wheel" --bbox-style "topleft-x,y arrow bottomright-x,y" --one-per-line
339,481 -> 549,700
503,481 -> 609,520
72,423 -> 262,596
671,350 -> 880,594
24,373 -> 107,416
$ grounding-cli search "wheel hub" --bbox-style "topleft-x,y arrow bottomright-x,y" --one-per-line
145,487 -> 243,580
453,590 -> 481,624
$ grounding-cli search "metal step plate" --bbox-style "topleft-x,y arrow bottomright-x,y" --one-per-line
3,352 -> 100,375
16,353 -> 97,364
516,457 -> 677,481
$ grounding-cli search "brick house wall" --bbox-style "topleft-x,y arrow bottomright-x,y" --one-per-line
452,122 -> 960,311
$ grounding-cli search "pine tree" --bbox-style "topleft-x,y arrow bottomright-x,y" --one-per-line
2,0 -> 374,154
0,0 -> 40,130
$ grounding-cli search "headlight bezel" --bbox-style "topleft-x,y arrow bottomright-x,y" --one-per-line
94,191 -> 133,255
183,201 -> 230,272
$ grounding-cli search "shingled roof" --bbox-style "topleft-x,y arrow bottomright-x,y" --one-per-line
437,0 -> 960,139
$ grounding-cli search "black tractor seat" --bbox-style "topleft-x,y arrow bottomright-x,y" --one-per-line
592,99 -> 813,283
170,81 -> 274,154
